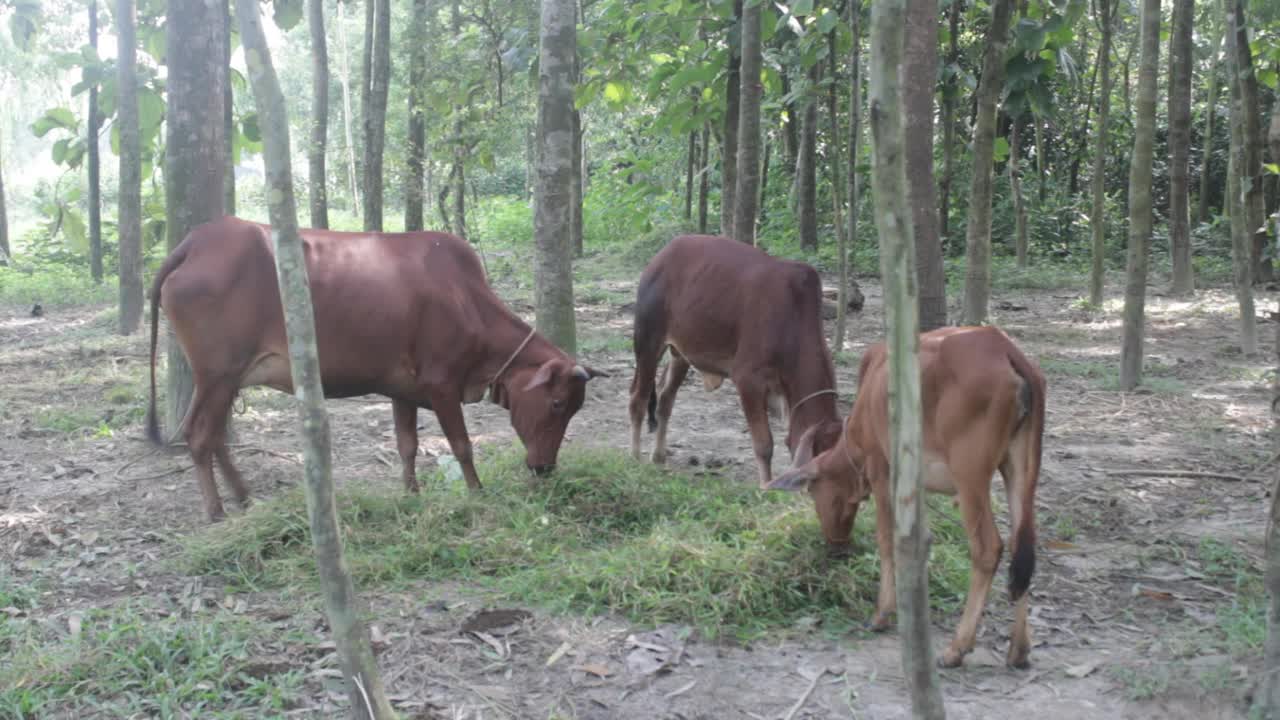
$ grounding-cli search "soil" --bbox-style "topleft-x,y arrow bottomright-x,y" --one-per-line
1,272 -> 1271,719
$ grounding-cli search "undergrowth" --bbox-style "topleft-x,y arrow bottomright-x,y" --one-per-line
182,447 -> 973,641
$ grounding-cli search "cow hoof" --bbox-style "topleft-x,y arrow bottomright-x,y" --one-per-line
206,510 -> 227,523
651,452 -> 667,465
867,613 -> 892,633
937,647 -> 967,668
1006,646 -> 1031,670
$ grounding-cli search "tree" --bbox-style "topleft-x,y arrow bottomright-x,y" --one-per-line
1089,0 -> 1115,306
868,0 -> 946,710
87,0 -> 102,283
164,0 -> 227,435
698,123 -> 711,233
362,0 -> 391,232
1168,0 -> 1193,295
1009,115 -> 1027,267
796,65 -> 819,251
233,3 -> 395,717
404,0 -> 426,232
1118,0 -> 1160,391
337,0 -> 360,213
961,0 -> 1013,325
223,0 -> 235,216
720,0 -> 742,236
825,24 -> 848,347
0,139 -> 8,265
1226,0 -> 1267,283
534,0 -> 578,352
1222,0 -> 1256,355
116,0 -> 143,334
732,0 -> 762,246
309,0 -> 330,229
904,0 -> 945,331
1195,29 -> 1223,226
836,0 -> 863,354
937,0 -> 960,243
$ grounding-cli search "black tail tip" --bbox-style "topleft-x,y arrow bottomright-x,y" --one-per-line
646,387 -> 658,433
145,407 -> 164,447
1008,534 -> 1036,600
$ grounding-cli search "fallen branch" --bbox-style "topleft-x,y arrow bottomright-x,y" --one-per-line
1102,468 -> 1258,483
782,668 -> 828,720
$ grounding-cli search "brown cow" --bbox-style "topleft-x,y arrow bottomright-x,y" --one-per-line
767,326 -> 1045,669
146,216 -> 601,521
628,234 -> 844,489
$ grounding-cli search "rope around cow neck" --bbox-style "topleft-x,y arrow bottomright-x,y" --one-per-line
790,388 -> 839,415
489,327 -> 538,386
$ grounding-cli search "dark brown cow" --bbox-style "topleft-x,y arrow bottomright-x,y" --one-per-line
146,216 -> 600,521
628,234 -> 844,489
768,326 -> 1046,669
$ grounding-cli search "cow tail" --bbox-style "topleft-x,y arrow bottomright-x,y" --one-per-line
145,243 -> 188,446
647,383 -> 658,433
1007,350 -> 1045,601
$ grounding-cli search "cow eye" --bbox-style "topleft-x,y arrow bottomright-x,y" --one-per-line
552,398 -> 565,412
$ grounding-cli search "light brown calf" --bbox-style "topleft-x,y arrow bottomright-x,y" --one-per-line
768,326 -> 1046,669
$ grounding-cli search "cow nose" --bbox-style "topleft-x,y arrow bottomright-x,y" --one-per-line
528,463 -> 556,476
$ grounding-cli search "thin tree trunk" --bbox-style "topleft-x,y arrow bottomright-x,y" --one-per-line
1068,26 -> 1099,196
571,24 -> 584,258
1089,0 -> 1114,306
938,0 -> 959,242
758,139 -> 771,224
733,0 -> 763,246
838,0 -> 863,354
534,0 -> 578,352
0,139 -> 8,264
1034,116 -> 1046,204
165,0 -> 227,436
782,72 -> 799,170
797,66 -> 819,251
404,0 -> 427,232
1010,117 -> 1028,268
88,0 -> 103,283
698,123 -> 711,233
825,29 -> 847,339
453,137 -> 467,238
310,0 -> 331,229
1122,28 -> 1137,121
961,0 -> 1013,324
116,0 -> 142,332
1196,29 -> 1223,225
1259,316 -> 1280,719
235,4 -> 394,717
1119,0 -> 1160,391
359,0 -> 372,219
1168,0 -> 1194,295
224,0 -> 235,216
1228,0 -> 1268,283
362,0 -> 390,232
338,0 -> 360,212
906,0 -> 945,330
720,0 -> 743,236
685,130 -> 696,220
1223,0 -> 1256,355
869,0 -> 947,710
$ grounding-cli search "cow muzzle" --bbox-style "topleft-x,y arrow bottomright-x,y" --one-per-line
528,463 -> 556,476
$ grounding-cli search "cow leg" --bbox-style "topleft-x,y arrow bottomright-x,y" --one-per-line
651,354 -> 690,465
214,445 -> 251,508
999,454 -> 1033,669
392,399 -> 421,493
184,380 -> 237,522
940,476 -> 1003,668
733,373 -> 774,488
869,470 -> 897,631
429,392 -> 481,491
628,347 -> 664,462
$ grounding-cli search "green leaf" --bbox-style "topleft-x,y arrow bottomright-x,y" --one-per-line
52,138 -> 70,165
604,81 -> 627,104
242,113 -> 262,143
62,208 -> 88,254
272,0 -> 303,31
816,7 -> 838,34
993,136 -> 1011,163
792,0 -> 814,16
650,52 -> 674,64
138,88 -> 165,134
31,108 -> 79,137
1259,68 -> 1278,90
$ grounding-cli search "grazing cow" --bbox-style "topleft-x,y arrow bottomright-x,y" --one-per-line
146,216 -> 600,521
767,326 -> 1046,669
628,234 -> 845,489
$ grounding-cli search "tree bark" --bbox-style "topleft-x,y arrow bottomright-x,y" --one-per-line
116,0 -> 142,333
1033,116 -> 1046,204
534,0 -> 578,352
1118,0 -> 1160,391
1223,0 -> 1256,355
570,30 -> 584,258
825,29 -> 847,342
698,123 -> 711,233
1168,0 -> 1194,295
88,0 -> 103,283
362,0 -> 391,231
720,0 -> 743,235
224,0 -> 236,216
733,0 -> 763,246
0,140 -> 8,264
1068,23 -> 1098,197
1089,0 -> 1114,306
338,0 -> 360,212
685,129 -> 696,221
1258,316 -> 1280,718
797,66 -> 819,251
1228,0 -> 1268,283
1196,29 -> 1223,226
307,0 -> 330,229
938,0 -> 959,243
404,0 -> 427,232
165,0 -> 227,435
1010,117 -> 1028,268
235,4 -> 395,717
838,0 -> 863,354
961,0 -> 1013,324
869,0 -> 948,712
906,0 -> 945,330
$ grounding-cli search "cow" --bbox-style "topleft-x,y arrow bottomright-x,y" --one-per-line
766,326 -> 1046,669
145,216 -> 601,522
628,234 -> 845,490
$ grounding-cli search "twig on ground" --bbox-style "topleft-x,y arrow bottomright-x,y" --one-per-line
782,668 -> 828,720
1102,468 -> 1259,483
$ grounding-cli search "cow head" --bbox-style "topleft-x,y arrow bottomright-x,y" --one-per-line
767,422 -> 869,551
495,358 -> 601,474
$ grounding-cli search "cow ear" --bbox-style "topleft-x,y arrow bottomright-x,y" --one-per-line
767,463 -> 817,492
523,360 -> 558,391
792,424 -> 821,468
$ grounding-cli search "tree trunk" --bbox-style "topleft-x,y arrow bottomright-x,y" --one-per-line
88,0 -> 103,283
961,0 -> 1013,324
758,139 -> 771,224
165,0 -> 227,436
1118,0 -> 1160,391
1010,117 -> 1028,268
733,0 -> 763,246
0,140 -> 8,264
1168,0 -> 1194,295
782,72 -> 799,171
362,0 -> 390,232
1223,0 -> 1256,355
1258,317 -> 1280,718
235,4 -> 395,717
825,29 -> 847,341
837,0 -> 863,354
116,0 -> 142,332
906,0 -> 945,330
797,66 -> 819,251
224,0 -> 236,216
1196,29 -> 1223,226
404,0 -> 427,232
359,0 -> 372,217
309,0 -> 331,229
571,35 -> 584,257
1068,25 -> 1099,197
938,0 -> 959,243
720,0 -> 743,235
698,123 -> 711,233
869,0 -> 948,712
1034,116 -> 1046,204
534,0 -> 578,353
1089,0 -> 1114,306
1228,0 -> 1268,283
453,137 -> 467,239
685,129 -> 696,220
338,0 -> 360,212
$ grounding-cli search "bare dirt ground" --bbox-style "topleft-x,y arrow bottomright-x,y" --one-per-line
0,270 -> 1272,719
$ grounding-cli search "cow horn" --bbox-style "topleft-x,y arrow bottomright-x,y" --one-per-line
572,365 -> 590,381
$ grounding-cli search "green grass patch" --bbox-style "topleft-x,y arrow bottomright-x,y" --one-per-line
1037,355 -> 1188,394
0,604 -> 303,718
182,447 -> 972,641
0,265 -> 116,309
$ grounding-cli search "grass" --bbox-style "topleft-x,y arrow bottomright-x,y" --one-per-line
0,264 -> 116,309
1037,355 -> 1189,394
181,447 -> 974,642
0,604 -> 304,718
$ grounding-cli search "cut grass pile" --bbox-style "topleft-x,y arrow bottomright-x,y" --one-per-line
183,447 -> 973,640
